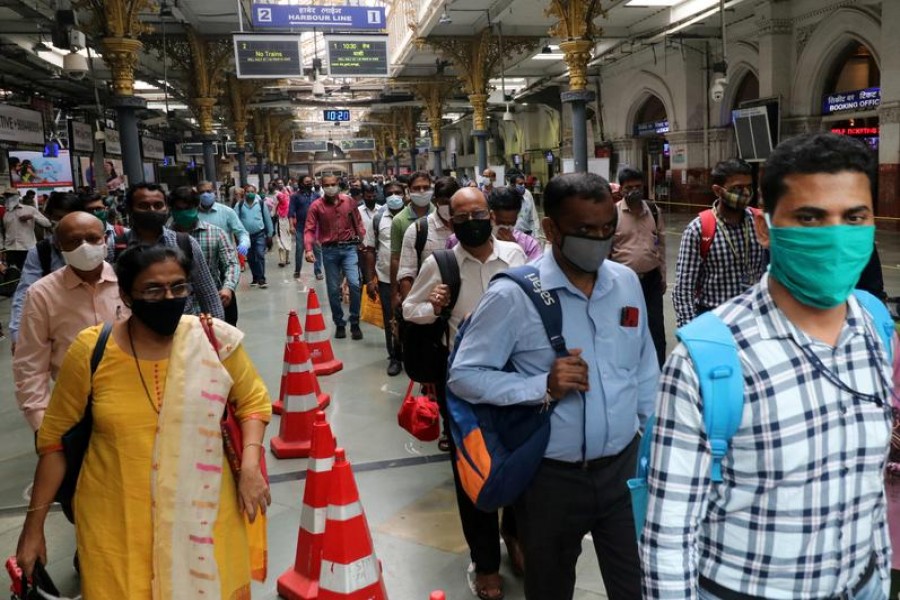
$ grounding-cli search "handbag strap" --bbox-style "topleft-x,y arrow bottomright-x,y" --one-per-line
405,379 -> 416,398
199,314 -> 221,355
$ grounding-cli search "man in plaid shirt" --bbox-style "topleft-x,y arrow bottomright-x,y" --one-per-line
672,158 -> 767,327
168,187 -> 240,325
642,133 -> 892,599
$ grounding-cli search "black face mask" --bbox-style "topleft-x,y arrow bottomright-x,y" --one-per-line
455,219 -> 493,248
130,297 -> 187,337
131,210 -> 169,232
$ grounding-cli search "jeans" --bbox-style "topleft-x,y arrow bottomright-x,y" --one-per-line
698,571 -> 887,600
377,281 -> 400,359
248,231 -> 267,283
224,291 -> 238,326
321,245 -> 361,327
294,230 -> 323,276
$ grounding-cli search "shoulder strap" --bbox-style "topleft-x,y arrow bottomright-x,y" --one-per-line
89,322 -> 113,403
174,231 -> 194,267
37,239 -> 52,277
492,265 -> 568,358
373,208 -> 384,246
852,289 -> 894,362
676,311 -> 743,483
699,209 -> 716,260
648,201 -> 660,229
415,216 -> 429,267
432,249 -> 461,314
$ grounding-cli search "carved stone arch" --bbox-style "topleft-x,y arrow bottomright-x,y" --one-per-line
719,63 -> 760,126
620,71 -> 678,135
790,7 -> 881,116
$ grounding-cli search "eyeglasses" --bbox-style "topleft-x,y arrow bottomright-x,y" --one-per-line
134,282 -> 193,302
450,210 -> 490,225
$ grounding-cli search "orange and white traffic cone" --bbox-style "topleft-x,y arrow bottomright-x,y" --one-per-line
429,593 -> 445,600
277,411 -> 336,600
305,288 -> 344,376
274,310 -> 303,416
318,449 -> 388,600
270,332 -> 332,459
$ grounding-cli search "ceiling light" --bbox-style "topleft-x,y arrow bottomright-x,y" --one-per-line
625,0 -> 681,5
502,106 -> 514,122
532,53 -> 564,61
541,45 -> 553,54
439,4 -> 452,24
33,41 -> 52,53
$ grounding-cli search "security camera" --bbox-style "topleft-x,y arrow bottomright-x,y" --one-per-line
710,77 -> 727,103
312,80 -> 326,97
63,51 -> 89,80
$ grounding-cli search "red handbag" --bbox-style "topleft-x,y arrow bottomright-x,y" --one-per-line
397,381 -> 441,442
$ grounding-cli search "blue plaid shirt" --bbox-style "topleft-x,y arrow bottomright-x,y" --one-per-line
641,275 -> 892,599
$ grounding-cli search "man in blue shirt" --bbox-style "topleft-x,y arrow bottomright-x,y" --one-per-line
235,185 -> 274,289
288,175 -> 322,280
449,172 -> 658,600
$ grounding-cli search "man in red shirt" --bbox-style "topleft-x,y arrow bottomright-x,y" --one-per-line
304,174 -> 366,340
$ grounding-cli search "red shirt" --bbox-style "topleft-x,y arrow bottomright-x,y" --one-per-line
304,194 -> 366,251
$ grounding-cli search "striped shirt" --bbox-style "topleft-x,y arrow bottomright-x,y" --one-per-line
641,275 -> 893,599
184,220 -> 240,292
672,203 -> 767,327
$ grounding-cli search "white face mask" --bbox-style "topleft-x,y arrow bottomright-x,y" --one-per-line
409,190 -> 434,207
492,224 -> 514,237
437,205 -> 451,221
323,185 -> 340,197
62,240 -> 107,272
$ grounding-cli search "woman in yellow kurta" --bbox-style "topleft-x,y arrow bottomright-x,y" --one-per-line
17,244 -> 272,600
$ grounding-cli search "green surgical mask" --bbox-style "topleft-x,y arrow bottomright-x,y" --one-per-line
765,214 -> 874,309
171,207 -> 199,229
92,209 -> 108,226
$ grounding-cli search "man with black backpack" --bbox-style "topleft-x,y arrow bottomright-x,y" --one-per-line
448,172 -> 657,600
403,186 -> 526,600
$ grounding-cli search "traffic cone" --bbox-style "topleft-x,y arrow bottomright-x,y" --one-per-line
305,288 -> 344,376
318,449 -> 388,600
277,412 -> 337,600
429,593 -> 446,600
270,332 -> 332,459
274,312 -> 330,416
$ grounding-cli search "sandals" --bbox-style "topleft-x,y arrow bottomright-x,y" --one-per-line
438,434 -> 451,452
467,563 -> 504,600
501,532 -> 525,577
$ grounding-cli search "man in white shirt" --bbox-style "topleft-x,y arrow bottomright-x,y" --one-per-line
397,176 -> 460,301
363,182 -> 405,376
357,182 -> 378,233
2,193 -> 51,270
510,174 -> 539,236
402,186 -> 526,600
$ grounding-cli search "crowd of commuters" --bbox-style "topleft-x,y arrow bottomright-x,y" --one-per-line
3,131 -> 900,600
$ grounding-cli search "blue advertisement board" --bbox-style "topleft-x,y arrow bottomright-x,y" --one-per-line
251,4 -> 386,30
822,87 -> 880,115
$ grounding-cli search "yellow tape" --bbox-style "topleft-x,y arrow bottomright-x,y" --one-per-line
653,200 -> 900,221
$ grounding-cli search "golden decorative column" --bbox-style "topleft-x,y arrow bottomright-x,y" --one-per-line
101,37 -> 145,96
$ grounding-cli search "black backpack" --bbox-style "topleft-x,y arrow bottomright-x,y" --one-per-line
402,249 -> 461,383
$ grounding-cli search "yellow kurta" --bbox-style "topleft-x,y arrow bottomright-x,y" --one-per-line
38,325 -> 272,600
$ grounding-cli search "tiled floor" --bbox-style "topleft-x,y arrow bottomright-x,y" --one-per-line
3,210 -> 900,599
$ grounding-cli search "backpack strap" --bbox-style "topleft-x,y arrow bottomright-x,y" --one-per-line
676,311 -> 743,483
648,201 -> 660,230
415,216 -> 429,268
853,289 -> 894,363
432,249 -> 461,315
91,322 -> 113,376
699,209 -> 716,260
373,207 -> 384,249
174,231 -> 195,269
492,265 -> 568,358
36,238 -> 53,277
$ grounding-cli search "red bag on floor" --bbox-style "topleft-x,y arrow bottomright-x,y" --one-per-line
398,382 -> 440,442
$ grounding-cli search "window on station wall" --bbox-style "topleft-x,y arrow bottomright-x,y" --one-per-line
731,72 -> 760,110
823,43 -> 880,153
826,43 -> 880,93
635,95 -> 666,127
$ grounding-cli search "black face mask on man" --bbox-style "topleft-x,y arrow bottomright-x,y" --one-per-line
131,210 -> 169,231
130,297 -> 187,336
455,218 -> 493,247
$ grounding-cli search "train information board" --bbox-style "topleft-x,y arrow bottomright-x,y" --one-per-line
234,34 -> 303,79
325,35 -> 389,77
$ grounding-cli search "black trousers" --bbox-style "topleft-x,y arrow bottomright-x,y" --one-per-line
377,281 -> 400,360
515,438 -> 642,600
5,250 -> 27,271
224,290 -> 238,326
436,380 -> 515,574
640,267 -> 666,368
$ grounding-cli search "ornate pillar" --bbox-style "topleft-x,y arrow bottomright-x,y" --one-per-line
413,79 -> 456,176
227,76 -> 258,187
420,30 -> 539,175
547,0 -> 605,173
253,111 -> 267,190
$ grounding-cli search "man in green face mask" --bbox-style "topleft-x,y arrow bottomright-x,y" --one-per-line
642,133 -> 892,599
168,186 -> 240,325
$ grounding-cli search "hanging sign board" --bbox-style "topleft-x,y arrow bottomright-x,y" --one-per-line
292,139 -> 329,153
822,87 -> 881,114
325,35 -> 389,77
104,128 -> 122,155
338,138 -> 375,151
141,136 -> 165,160
234,34 -> 303,79
225,141 -> 255,154
0,105 -> 44,145
324,109 -> 351,122
179,142 -> 216,156
251,4 -> 386,30
70,121 -> 93,153
634,120 -> 669,137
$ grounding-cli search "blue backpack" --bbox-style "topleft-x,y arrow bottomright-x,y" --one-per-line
627,289 -> 895,539
446,265 -> 570,512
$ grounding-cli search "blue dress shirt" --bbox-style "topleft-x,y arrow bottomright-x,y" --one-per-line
448,251 -> 659,462
198,203 -> 250,248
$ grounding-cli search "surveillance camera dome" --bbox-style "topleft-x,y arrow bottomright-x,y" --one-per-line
312,80 -> 326,97
710,78 -> 727,103
63,51 -> 89,80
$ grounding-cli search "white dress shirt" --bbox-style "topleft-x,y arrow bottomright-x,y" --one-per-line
397,210 -> 453,282
363,208 -> 394,283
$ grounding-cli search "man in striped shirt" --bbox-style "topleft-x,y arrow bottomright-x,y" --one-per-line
642,133 -> 892,599
672,158 -> 767,327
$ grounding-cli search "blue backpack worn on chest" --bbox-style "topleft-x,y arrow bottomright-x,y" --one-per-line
627,289 -> 895,539
446,265 -> 569,512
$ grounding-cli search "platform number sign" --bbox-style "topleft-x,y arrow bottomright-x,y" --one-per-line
367,10 -> 382,25
256,7 -> 272,22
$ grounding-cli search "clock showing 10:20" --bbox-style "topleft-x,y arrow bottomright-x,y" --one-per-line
323,110 -> 351,122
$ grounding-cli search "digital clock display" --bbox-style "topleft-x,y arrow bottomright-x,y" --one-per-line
324,110 -> 351,122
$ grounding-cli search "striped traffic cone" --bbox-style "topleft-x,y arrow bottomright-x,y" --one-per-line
318,449 -> 388,600
277,411 -> 336,600
270,332 -> 332,459
305,288 -> 344,376
429,593 -> 446,600
275,312 -> 330,416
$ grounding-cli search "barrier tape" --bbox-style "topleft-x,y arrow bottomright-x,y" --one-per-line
654,199 -> 900,222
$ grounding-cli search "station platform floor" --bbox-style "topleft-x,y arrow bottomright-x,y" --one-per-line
2,210 -> 900,599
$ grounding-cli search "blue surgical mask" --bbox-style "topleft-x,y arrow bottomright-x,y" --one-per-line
386,194 -> 404,210
765,214 -> 875,309
199,192 -> 215,208
515,184 -> 526,194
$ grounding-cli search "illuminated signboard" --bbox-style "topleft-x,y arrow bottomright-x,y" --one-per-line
324,110 -> 351,122
291,139 -> 330,153
179,142 -> 218,156
233,34 -> 303,79
338,138 -> 376,151
830,127 -> 879,136
822,87 -> 881,114
251,4 -> 386,30
634,120 -> 670,137
325,35 -> 389,77
225,142 -> 256,154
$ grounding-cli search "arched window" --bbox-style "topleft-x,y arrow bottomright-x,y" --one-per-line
731,72 -> 760,111
635,95 -> 667,127
826,42 -> 880,94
